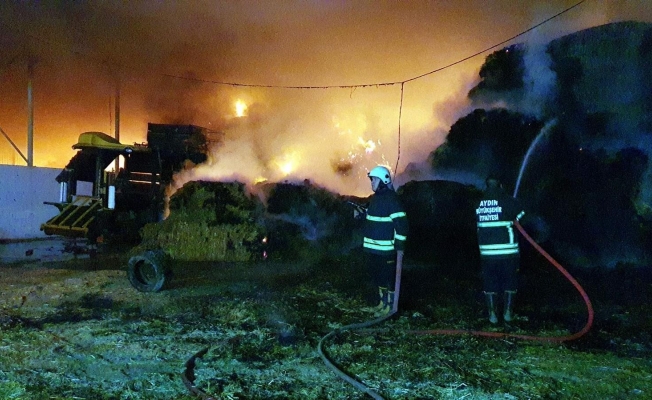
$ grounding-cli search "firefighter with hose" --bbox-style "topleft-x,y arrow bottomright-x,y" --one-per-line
476,175 -> 525,324
362,165 -> 408,316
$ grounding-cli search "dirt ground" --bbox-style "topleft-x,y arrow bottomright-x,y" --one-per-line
0,254 -> 195,399
1,246 -> 652,399
0,250 -> 374,399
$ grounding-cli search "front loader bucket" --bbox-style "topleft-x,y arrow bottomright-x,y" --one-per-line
41,196 -> 103,238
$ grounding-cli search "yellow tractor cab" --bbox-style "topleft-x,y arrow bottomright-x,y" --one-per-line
41,124 -> 209,243
40,132 -> 153,241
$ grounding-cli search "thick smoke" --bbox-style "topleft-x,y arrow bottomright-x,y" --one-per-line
521,43 -> 557,120
1,1 -> 651,196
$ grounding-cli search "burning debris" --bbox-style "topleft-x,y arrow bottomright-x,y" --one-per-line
132,179 -> 366,268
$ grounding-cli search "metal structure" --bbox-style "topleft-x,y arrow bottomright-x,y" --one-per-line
41,123 -> 211,242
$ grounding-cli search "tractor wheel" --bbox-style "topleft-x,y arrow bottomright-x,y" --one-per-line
127,250 -> 170,292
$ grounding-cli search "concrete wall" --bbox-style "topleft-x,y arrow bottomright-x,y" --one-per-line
0,165 -> 61,240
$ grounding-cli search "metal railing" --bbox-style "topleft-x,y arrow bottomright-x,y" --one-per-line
41,196 -> 103,237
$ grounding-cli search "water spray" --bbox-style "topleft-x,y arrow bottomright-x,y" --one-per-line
315,119 -> 596,399
513,119 -> 557,198
183,119 -> 594,400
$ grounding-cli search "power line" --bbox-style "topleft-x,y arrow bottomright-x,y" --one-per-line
163,0 -> 586,89
7,0 -> 586,174
9,0 -> 585,90
163,74 -> 399,90
404,0 -> 586,84
395,83 -> 404,177
159,0 -> 586,178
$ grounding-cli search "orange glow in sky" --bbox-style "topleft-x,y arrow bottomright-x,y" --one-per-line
1,1 -> 651,194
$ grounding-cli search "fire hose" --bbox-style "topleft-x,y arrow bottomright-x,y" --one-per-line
316,220 -> 594,399
183,221 -> 593,399
316,256 -> 403,400
409,220 -> 594,341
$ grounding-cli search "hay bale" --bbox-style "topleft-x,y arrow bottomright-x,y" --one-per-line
138,219 -> 261,261
134,181 -> 264,261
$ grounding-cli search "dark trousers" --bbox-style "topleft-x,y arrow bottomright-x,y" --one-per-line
365,252 -> 397,289
480,255 -> 519,293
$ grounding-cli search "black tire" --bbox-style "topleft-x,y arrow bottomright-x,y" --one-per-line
127,250 -> 170,292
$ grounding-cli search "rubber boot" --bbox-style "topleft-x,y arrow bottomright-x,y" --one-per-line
484,292 -> 498,324
387,290 -> 395,312
373,288 -> 391,317
373,287 -> 388,312
503,290 -> 516,322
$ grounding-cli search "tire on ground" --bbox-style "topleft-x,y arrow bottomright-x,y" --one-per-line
127,250 -> 170,292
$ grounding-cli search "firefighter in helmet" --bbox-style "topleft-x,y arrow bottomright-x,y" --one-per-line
363,165 -> 409,316
476,176 -> 525,324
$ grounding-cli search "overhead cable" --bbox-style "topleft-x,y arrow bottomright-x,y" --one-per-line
9,0 -> 584,89
163,0 -> 586,89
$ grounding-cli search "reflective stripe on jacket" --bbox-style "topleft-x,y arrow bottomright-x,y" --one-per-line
363,188 -> 408,255
477,220 -> 519,256
476,188 -> 524,258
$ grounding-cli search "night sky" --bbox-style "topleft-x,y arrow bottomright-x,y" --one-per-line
1,0 -> 651,195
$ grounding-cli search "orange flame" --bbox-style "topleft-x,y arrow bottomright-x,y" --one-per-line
235,100 -> 247,117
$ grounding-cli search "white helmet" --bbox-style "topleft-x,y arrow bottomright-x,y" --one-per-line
368,165 -> 392,185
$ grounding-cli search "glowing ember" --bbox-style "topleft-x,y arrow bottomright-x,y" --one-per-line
358,137 -> 376,154
279,160 -> 294,175
274,151 -> 299,176
235,100 -> 247,117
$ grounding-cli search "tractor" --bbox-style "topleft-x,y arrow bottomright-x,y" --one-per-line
41,123 -> 218,292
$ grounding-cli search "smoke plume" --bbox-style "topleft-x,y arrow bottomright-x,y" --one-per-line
1,1 -> 650,195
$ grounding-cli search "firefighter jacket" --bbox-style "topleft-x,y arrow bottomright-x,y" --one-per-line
363,187 -> 408,255
476,187 -> 525,259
